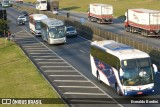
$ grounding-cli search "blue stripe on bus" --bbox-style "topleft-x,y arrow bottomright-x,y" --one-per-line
94,58 -> 117,88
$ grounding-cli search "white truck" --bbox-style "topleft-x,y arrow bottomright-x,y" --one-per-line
125,8 -> 160,37
88,3 -> 113,24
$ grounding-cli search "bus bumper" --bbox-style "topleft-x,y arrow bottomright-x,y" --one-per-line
124,89 -> 154,96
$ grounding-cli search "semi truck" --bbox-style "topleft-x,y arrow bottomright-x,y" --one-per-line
88,3 -> 113,24
47,0 -> 59,14
125,8 -> 160,37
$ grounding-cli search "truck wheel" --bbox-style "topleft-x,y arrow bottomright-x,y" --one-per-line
88,17 -> 91,21
125,27 -> 129,32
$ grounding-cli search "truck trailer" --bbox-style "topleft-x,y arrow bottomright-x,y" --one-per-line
125,8 -> 160,37
88,3 -> 113,24
47,0 -> 59,14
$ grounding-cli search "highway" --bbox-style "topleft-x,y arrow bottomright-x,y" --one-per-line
5,5 -> 160,107
17,2 -> 160,49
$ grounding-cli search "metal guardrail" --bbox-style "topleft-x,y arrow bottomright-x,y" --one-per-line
12,4 -> 160,70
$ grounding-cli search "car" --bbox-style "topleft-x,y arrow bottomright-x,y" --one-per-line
65,26 -> 78,37
17,19 -> 25,26
17,15 -> 27,22
21,11 -> 29,16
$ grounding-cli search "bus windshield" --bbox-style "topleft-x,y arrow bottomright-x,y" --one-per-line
35,22 -> 41,30
121,58 -> 153,86
49,26 -> 65,38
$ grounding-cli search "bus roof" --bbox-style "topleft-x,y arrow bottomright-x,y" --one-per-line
29,14 -> 48,21
91,40 -> 150,60
41,18 -> 64,27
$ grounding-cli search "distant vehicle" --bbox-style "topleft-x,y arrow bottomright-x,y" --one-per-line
125,8 -> 160,37
65,26 -> 78,37
47,0 -> 59,15
88,3 -> 113,23
36,0 -> 47,11
29,14 -> 48,36
2,0 -> 11,7
21,11 -> 29,16
18,15 -> 27,22
41,18 -> 66,44
15,0 -> 23,3
17,19 -> 25,26
90,40 -> 158,96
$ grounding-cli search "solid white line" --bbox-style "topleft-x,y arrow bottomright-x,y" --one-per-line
54,80 -> 89,82
25,48 -> 48,50
49,75 -> 81,77
44,70 -> 75,72
29,53 -> 54,55
32,56 -> 57,58
22,45 -> 44,48
38,62 -> 65,64
41,66 -> 71,68
70,100 -> 109,103
64,92 -> 106,95
27,50 -> 50,52
34,59 -> 60,61
58,86 -> 96,88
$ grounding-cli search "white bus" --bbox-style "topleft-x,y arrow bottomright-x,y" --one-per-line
36,0 -> 47,11
41,18 -> 66,44
29,14 -> 48,36
90,40 -> 158,96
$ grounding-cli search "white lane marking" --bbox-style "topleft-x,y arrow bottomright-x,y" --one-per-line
29,53 -> 54,54
64,92 -> 106,95
41,66 -> 71,68
58,86 -> 97,88
22,45 -> 44,48
27,50 -> 51,52
34,59 -> 60,61
25,48 -> 48,50
49,75 -> 81,77
38,62 -> 65,64
44,70 -> 75,72
32,56 -> 57,58
54,80 -> 89,82
70,99 -> 108,103
79,50 -> 85,53
78,35 -> 92,42
23,29 -> 123,107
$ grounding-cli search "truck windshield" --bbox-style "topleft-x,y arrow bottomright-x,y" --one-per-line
49,26 -> 65,38
121,58 -> 154,86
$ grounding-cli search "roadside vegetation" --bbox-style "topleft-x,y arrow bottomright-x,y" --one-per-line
23,0 -> 160,18
0,38 -> 66,107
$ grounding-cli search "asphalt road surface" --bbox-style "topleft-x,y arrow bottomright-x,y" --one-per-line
5,6 -> 160,107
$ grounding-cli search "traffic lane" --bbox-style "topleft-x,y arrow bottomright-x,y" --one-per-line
37,34 -> 160,107
58,9 -> 160,48
8,7 -> 160,107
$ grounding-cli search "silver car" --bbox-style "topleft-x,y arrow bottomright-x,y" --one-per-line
17,15 -> 27,22
65,26 -> 78,37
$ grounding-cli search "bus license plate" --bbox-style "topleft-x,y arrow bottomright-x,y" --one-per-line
137,92 -> 143,94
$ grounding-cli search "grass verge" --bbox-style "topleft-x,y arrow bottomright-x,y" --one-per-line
23,0 -> 160,18
0,38 -> 66,107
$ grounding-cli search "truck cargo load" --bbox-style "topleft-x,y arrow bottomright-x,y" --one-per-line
88,3 -> 113,23
125,8 -> 160,36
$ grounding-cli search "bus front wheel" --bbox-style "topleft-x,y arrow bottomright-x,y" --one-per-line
116,84 -> 122,96
97,71 -> 102,83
